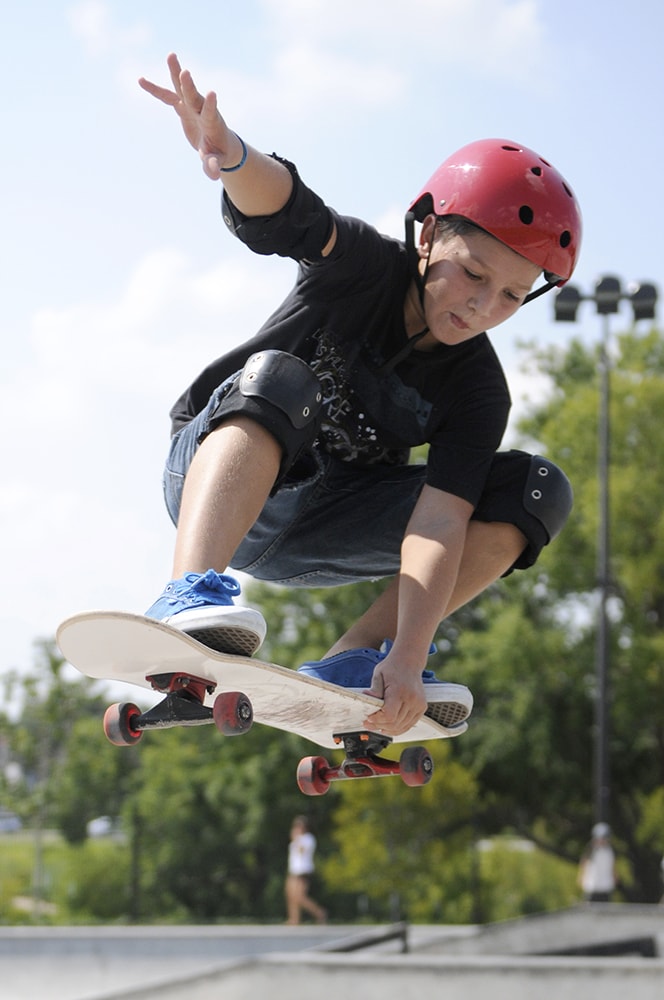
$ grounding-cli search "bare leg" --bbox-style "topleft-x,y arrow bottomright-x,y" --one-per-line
299,883 -> 327,923
285,875 -> 326,924
285,874 -> 301,925
172,417 -> 282,576
326,521 -> 527,655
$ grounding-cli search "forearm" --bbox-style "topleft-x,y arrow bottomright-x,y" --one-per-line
219,139 -> 293,218
391,486 -> 471,667
393,532 -> 464,665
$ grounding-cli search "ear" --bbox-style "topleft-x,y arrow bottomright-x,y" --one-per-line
418,214 -> 437,259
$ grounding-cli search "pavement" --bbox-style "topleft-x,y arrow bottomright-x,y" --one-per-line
2,905 -> 664,1000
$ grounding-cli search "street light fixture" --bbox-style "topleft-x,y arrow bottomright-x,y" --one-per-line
553,274 -> 658,831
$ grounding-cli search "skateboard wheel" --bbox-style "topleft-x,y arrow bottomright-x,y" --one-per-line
103,703 -> 142,746
296,756 -> 330,796
399,745 -> 434,787
212,691 -> 253,736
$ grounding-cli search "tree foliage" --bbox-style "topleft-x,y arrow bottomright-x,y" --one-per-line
126,723 -> 336,921
321,740 -> 479,922
463,325 -> 664,898
3,325 -> 664,918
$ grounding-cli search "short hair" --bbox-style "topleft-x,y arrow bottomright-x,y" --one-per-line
435,213 -> 490,242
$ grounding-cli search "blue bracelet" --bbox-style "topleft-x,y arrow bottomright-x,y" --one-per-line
219,133 -> 248,173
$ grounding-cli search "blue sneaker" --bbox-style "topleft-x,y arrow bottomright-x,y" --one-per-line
297,640 -> 473,731
145,570 -> 266,656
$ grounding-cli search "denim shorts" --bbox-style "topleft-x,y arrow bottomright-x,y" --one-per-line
163,382 -> 551,586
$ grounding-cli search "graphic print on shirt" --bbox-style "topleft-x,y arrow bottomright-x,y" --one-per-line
309,331 -> 407,465
309,329 -> 429,466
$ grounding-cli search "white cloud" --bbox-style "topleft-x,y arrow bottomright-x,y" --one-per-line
158,49 -> 404,129
123,0 -> 548,132
67,0 -> 149,57
0,245 -> 291,672
26,248 -> 288,403
262,0 -> 548,83
271,43 -> 403,110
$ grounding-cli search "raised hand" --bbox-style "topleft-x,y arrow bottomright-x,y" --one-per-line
139,52 -> 245,180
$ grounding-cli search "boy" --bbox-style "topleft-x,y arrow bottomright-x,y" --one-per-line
139,53 -> 581,737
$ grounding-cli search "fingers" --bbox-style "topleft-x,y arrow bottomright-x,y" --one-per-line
138,53 -> 205,114
139,53 -> 228,166
179,69 -> 207,115
137,52 -> 181,104
137,75 -> 179,106
364,704 -> 421,737
361,663 -> 427,736
166,52 -> 183,93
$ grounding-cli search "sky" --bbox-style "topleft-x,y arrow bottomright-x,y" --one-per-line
2,0 -> 663,684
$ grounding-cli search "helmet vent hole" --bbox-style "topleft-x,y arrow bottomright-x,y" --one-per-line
530,166 -> 542,176
501,144 -> 520,152
519,205 -> 534,225
563,182 -> 574,198
559,231 -> 571,248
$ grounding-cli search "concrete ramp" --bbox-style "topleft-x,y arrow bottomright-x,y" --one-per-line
2,908 -> 664,1000
95,951 -> 664,1000
414,903 -> 664,958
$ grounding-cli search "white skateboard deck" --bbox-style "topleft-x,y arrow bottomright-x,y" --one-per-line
56,611 -> 472,749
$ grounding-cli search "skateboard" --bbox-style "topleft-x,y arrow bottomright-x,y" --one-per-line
56,611 -> 473,795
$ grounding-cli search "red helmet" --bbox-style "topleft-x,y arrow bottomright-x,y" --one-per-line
409,138 -> 582,284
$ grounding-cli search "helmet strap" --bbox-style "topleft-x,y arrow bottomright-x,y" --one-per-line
405,211 -> 427,305
523,274 -> 561,305
377,328 -> 429,375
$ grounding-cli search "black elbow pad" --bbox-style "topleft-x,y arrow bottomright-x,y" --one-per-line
221,154 -> 335,260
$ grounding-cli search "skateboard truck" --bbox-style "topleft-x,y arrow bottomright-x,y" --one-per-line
102,672 -> 254,746
296,731 -> 434,795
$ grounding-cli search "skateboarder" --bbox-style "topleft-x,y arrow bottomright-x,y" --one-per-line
139,53 -> 581,738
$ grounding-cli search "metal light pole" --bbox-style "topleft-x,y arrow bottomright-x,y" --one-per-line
554,276 -> 658,828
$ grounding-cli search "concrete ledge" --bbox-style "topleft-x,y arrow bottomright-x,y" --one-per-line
96,952 -> 664,1000
3,909 -> 664,1000
0,925 -> 363,1000
0,923 -> 345,958
413,904 -> 664,957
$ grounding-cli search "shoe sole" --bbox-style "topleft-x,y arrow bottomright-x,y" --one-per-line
424,699 -> 471,729
183,625 -> 262,657
343,682 -> 473,729
162,607 -> 266,657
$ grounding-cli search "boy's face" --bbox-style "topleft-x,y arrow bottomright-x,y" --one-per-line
416,216 -> 540,348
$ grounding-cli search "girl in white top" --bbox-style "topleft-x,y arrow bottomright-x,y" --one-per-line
285,817 -> 327,924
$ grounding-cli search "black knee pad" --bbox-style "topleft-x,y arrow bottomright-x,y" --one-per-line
473,450 -> 573,571
207,351 -> 323,486
523,455 -> 573,543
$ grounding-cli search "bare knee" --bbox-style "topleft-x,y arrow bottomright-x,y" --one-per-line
468,520 -> 527,566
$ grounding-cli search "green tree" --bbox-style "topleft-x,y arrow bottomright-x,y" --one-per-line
452,326 -> 664,900
2,640 -> 110,831
125,722 -> 336,921
8,327 -> 664,920
49,715 -> 140,844
321,739 -> 479,922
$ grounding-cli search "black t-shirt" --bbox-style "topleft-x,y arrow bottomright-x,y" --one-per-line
170,164 -> 511,507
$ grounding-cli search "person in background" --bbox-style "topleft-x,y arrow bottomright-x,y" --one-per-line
285,816 -> 327,925
578,822 -> 617,902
